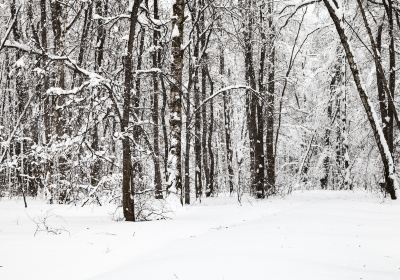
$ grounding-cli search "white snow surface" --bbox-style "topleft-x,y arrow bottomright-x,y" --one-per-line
1,191 -> 400,280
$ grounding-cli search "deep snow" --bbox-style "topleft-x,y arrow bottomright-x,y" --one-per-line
1,191 -> 400,280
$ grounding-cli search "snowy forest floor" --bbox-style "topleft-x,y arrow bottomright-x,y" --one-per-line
1,191 -> 400,280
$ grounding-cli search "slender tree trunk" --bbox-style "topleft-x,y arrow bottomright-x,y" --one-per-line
161,76 -> 169,180
200,2 -> 209,196
193,4 -> 203,199
340,57 -> 350,189
255,3 -> 267,198
184,70 -> 191,204
220,47 -> 234,194
206,68 -> 215,197
131,26 -> 145,194
11,0 -> 27,197
152,0 -> 163,199
76,2 -> 92,72
387,0 -> 395,154
321,56 -> 341,189
265,1 -> 276,194
376,20 -> 389,145
40,0 -> 50,145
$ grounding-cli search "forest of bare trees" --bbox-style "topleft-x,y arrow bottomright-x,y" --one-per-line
0,0 -> 400,221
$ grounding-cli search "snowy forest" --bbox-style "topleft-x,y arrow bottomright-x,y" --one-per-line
1,0 -> 400,279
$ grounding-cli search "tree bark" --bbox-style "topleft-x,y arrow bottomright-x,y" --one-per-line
122,0 -> 142,221
200,0 -> 209,197
167,0 -> 185,202
221,46 -> 234,194
193,2 -> 203,199
152,0 -> 163,199
206,67 -> 215,197
265,0 -> 276,195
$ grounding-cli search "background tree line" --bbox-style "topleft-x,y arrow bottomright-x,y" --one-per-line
0,0 -> 399,220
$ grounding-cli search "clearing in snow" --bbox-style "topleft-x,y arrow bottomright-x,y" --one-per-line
1,191 -> 400,280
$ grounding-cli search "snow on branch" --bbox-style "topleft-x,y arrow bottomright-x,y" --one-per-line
193,85 -> 262,115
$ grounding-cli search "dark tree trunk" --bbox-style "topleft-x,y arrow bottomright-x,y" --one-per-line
193,12 -> 202,199
265,1 -> 276,194
11,0 -> 27,197
376,21 -> 389,146
184,72 -> 191,204
220,47 -> 234,194
206,68 -> 215,197
131,26 -> 145,194
387,0 -> 395,154
161,76 -> 169,181
243,0 -> 262,197
50,0 -> 69,202
76,2 -> 93,71
167,0 -> 185,202
201,51 -> 209,197
355,0 -> 398,197
152,0 -> 163,199
321,60 -> 340,189
122,0 -> 142,221
90,0 -> 108,187
40,0 -> 51,145
199,0 -> 210,196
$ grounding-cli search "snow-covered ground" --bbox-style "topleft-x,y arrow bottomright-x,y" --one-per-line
1,191 -> 400,280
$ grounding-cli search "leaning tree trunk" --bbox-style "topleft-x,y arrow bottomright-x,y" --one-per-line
385,0 -> 395,154
323,0 -> 397,199
355,0 -> 398,197
375,21 -> 389,153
